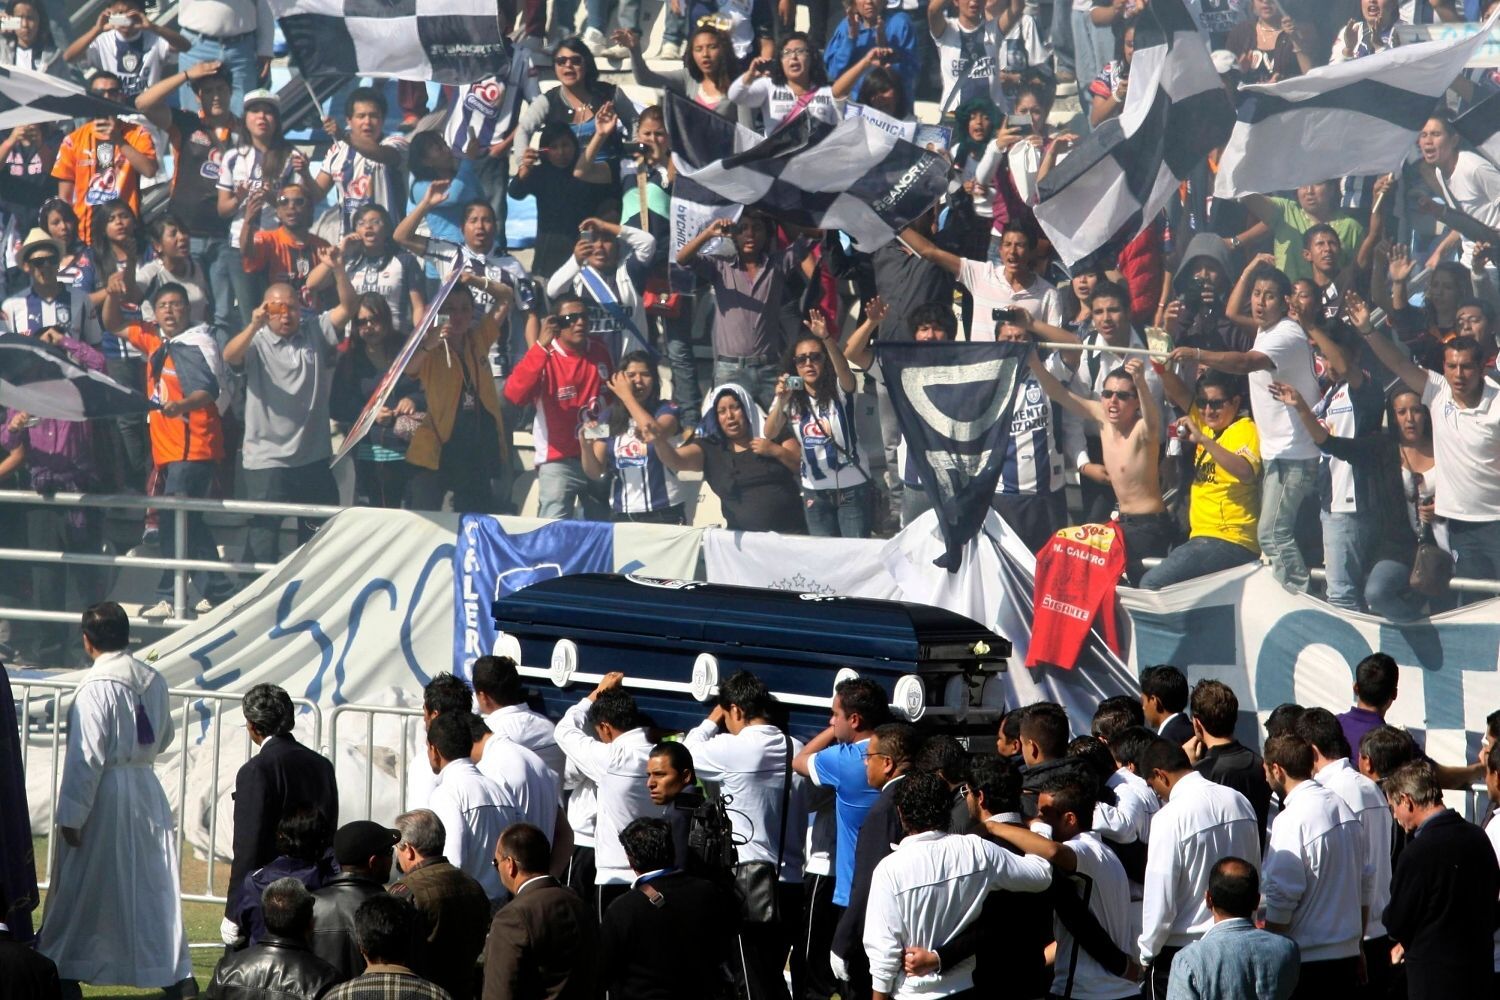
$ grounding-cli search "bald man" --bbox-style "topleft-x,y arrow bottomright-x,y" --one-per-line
223,247 -> 356,564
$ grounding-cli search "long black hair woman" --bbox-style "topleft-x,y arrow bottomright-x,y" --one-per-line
332,292 -> 423,508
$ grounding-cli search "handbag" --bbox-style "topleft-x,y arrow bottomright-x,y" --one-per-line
1409,522 -> 1453,597
391,411 -> 427,443
733,733 -> 792,926
642,271 -> 683,319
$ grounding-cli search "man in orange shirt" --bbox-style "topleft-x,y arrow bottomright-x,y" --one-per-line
101,277 -> 234,620
240,179 -> 329,307
50,71 -> 159,244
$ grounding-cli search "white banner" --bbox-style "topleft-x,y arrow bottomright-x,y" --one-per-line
1394,22 -> 1500,67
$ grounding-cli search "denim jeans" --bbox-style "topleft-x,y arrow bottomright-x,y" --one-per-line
1072,10 -> 1114,119
802,481 -> 874,538
664,309 -> 703,416
712,358 -> 782,414
1447,518 -> 1500,605
178,29 -> 261,116
1259,458 -> 1318,593
1364,559 -> 1428,623
240,461 -> 338,565
1321,509 -> 1371,611
553,0 -> 610,34
191,235 -> 240,332
662,0 -> 687,44
156,460 -> 235,605
1050,0 -> 1075,75
537,457 -> 610,520
616,0 -> 646,32
1139,536 -> 1260,590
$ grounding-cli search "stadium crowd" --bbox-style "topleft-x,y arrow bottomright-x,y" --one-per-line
0,0 -> 1498,659
12,606 -> 1500,1000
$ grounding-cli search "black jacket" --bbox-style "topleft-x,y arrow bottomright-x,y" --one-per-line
0,931 -> 60,1000
227,735 -> 339,918
1193,741 -> 1272,849
310,871 -> 386,980
666,786 -> 705,874
598,871 -> 739,1000
1159,714 -> 1195,747
205,933 -> 342,1000
1383,808 -> 1500,1000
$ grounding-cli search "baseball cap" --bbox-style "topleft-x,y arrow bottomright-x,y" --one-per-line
244,88 -> 281,112
333,820 -> 400,865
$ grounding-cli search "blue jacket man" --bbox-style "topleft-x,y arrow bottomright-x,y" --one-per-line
1167,857 -> 1300,1000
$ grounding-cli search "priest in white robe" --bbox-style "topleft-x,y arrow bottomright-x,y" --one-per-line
37,602 -> 192,997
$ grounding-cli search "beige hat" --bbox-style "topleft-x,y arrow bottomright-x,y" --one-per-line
18,228 -> 63,263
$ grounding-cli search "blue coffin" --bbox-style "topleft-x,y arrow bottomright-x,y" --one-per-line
492,573 -> 1010,739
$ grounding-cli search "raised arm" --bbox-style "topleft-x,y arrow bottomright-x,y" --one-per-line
1347,291 -> 1426,394
807,310 -> 857,394
678,218 -> 736,266
1126,358 -> 1161,441
842,296 -> 888,369
223,304 -> 267,368
1027,343 -> 1103,425
393,179 -> 449,255
574,102 -> 619,184
898,224 -> 962,278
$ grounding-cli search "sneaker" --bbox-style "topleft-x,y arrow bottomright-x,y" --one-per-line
194,597 -> 218,615
598,42 -> 630,60
140,600 -> 174,621
654,40 -> 683,60
582,26 -> 608,53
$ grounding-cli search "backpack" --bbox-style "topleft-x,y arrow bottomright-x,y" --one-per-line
686,792 -> 740,885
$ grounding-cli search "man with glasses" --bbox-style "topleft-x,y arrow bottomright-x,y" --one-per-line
240,180 -> 331,307
389,809 -> 491,1000
101,280 -> 234,620
1,229 -> 90,341
50,70 -> 159,245
504,291 -> 613,519
223,247 -> 356,565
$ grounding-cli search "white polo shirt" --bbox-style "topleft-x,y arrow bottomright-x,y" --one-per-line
1314,757 -> 1392,939
1053,831 -> 1140,1000
428,757 -> 524,902
486,702 -> 566,784
1247,318 -> 1322,462
475,733 -> 561,838
1421,369 -> 1500,522
685,720 -> 807,880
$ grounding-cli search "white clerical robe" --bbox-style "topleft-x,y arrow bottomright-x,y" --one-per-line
37,651 -> 191,987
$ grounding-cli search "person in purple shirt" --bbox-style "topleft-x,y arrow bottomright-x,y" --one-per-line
1339,652 -> 1483,791
1,331 -> 107,667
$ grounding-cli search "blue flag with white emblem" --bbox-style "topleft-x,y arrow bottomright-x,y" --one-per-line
875,341 -> 1029,571
453,515 -> 613,678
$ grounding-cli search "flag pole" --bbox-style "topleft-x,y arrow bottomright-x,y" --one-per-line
1036,341 -> 1172,358
299,75 -> 322,118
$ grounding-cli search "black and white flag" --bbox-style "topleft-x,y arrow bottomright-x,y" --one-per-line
875,341 -> 1029,571
269,0 -> 508,84
1216,12 -> 1497,198
1035,0 -> 1230,266
665,92 -> 948,250
0,335 -> 156,421
0,63 -> 132,130
1455,88 -> 1500,171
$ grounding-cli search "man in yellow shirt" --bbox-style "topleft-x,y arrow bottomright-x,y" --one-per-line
1140,368 -> 1262,589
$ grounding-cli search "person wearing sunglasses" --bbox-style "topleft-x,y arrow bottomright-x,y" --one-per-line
239,180 -> 331,308
504,292 -> 615,520
509,38 -> 639,179
1139,366 -> 1262,591
0,228 -> 90,341
50,69 -> 160,245
1025,314 -> 1175,585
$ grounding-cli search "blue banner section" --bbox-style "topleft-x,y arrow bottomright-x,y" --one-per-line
453,515 -> 613,679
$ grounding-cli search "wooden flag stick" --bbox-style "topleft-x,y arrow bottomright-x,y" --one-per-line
1036,341 -> 1172,358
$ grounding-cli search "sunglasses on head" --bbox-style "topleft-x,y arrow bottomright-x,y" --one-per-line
1099,389 -> 1136,401
555,54 -> 584,67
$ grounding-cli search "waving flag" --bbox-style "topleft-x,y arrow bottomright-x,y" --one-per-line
665,92 -> 948,250
1215,12 -> 1498,197
1035,0 -> 1231,265
269,0 -> 508,84
0,334 -> 156,420
875,340 -> 1029,571
0,63 -> 132,130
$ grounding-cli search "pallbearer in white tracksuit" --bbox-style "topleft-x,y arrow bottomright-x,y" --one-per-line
38,602 -> 191,997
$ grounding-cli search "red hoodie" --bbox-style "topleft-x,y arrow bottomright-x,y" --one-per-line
504,337 -> 613,463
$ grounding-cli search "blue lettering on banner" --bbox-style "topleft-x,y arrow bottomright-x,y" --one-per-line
453,515 -> 614,679
268,580 -> 335,711
1130,604 -> 1239,670
319,579 -> 399,707
402,544 -> 453,687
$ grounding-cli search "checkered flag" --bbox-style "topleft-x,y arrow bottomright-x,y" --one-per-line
0,63 -> 133,130
0,335 -> 156,421
269,0 -> 508,84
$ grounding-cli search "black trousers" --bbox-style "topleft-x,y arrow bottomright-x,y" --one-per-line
1142,945 -> 1181,1000
1291,956 -> 1359,1000
1359,935 -> 1394,1000
735,882 -> 802,1000
794,875 -> 838,1000
566,844 -> 595,899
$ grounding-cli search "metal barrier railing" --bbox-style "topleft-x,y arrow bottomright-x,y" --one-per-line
1137,556 -> 1500,596
12,677 -> 321,905
327,703 -> 425,823
0,488 -> 344,628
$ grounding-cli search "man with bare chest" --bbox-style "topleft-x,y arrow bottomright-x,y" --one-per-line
1026,324 -> 1175,583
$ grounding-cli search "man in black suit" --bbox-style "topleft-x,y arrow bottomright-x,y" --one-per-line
829,721 -> 917,1000
599,818 -> 739,1000
1382,760 -> 1500,1000
1141,665 -> 1194,746
224,684 -> 339,940
483,823 -> 598,1000
0,925 -> 60,1000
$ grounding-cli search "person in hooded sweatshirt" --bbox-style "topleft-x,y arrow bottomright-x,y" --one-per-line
1164,233 -> 1254,356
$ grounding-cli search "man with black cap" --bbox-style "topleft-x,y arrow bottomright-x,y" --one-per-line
311,821 -> 398,980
